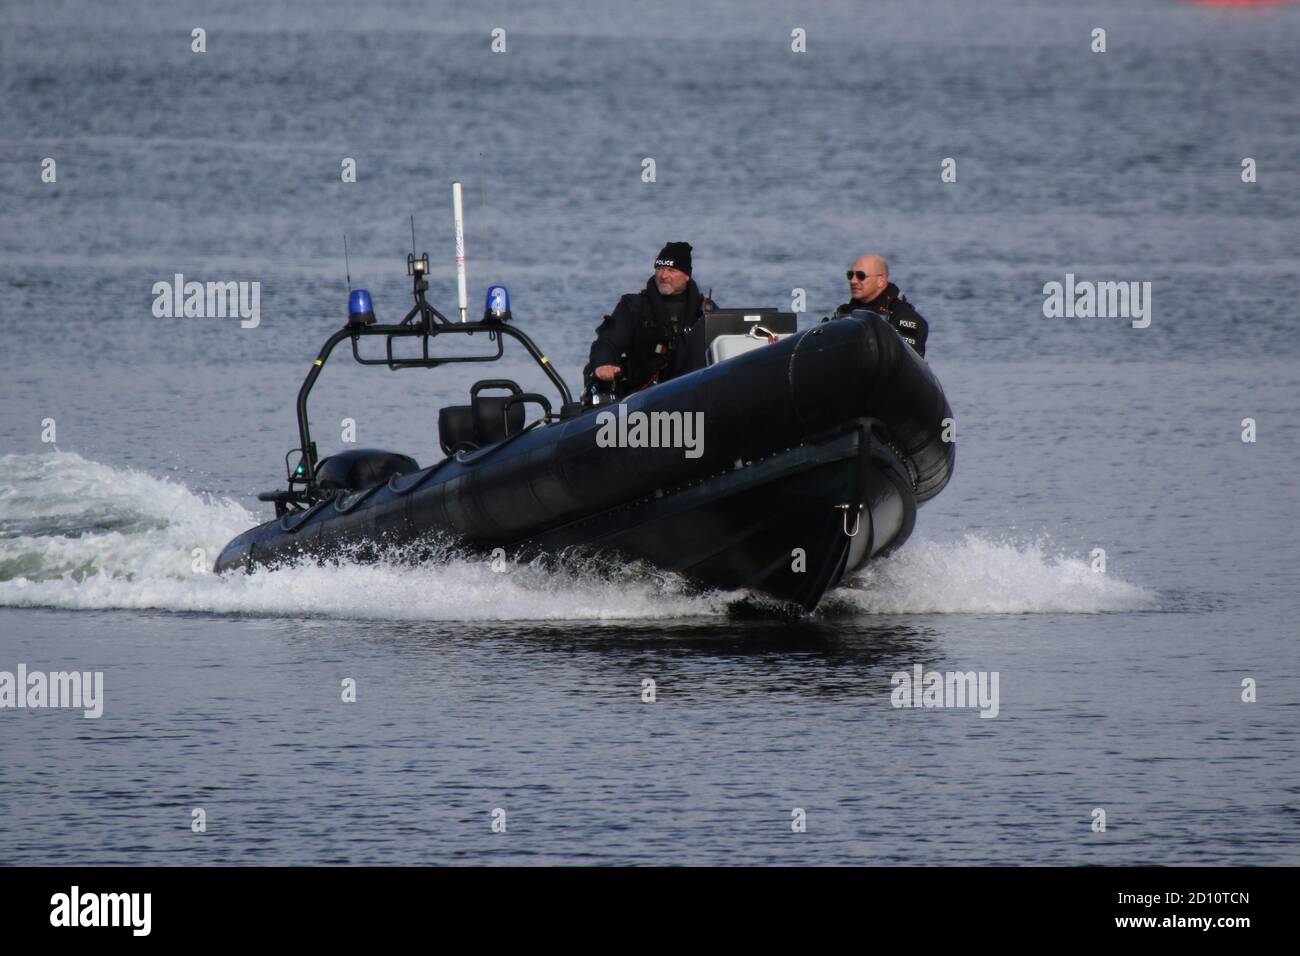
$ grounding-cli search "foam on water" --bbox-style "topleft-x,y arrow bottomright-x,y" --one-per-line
0,452 -> 1157,620
0,452 -> 733,620
838,534 -> 1159,614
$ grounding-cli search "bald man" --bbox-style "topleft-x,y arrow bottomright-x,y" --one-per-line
833,254 -> 929,357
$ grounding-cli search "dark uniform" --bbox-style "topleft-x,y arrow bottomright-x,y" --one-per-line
834,282 -> 929,358
584,277 -> 711,400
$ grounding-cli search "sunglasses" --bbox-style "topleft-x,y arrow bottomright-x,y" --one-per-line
847,271 -> 884,282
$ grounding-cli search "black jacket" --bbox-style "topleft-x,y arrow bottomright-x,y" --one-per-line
834,282 -> 929,357
584,278 -> 709,397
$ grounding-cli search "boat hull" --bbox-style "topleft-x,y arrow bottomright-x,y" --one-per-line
214,312 -> 954,610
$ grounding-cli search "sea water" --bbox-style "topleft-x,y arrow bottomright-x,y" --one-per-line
0,0 -> 1297,864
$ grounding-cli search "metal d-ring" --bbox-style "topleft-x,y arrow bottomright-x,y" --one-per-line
835,503 -> 863,537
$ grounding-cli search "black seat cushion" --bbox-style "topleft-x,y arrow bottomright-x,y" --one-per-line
472,395 -> 525,447
439,387 -> 528,457
438,405 -> 478,455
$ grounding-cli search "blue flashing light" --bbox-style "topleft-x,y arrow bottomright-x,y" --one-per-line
349,289 -> 373,316
348,288 -> 375,326
485,284 -> 510,320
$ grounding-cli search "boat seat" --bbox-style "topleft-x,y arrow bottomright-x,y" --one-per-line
438,405 -> 478,455
438,380 -> 526,456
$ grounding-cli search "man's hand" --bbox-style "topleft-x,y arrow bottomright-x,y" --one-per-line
594,364 -> 622,382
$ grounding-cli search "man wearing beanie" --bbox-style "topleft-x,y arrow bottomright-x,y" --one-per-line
584,241 -> 715,399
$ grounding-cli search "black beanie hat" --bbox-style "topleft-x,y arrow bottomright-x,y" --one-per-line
655,241 -> 693,276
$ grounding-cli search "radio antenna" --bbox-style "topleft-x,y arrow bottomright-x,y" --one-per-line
410,215 -> 417,259
343,234 -> 352,292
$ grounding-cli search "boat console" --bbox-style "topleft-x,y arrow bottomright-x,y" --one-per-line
683,309 -> 798,369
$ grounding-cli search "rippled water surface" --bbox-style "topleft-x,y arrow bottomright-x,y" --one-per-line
1,0 -> 1298,865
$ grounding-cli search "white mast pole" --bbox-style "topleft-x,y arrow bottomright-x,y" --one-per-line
452,181 -> 468,323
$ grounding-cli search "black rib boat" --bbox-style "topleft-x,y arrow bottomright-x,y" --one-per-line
214,252 -> 955,612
